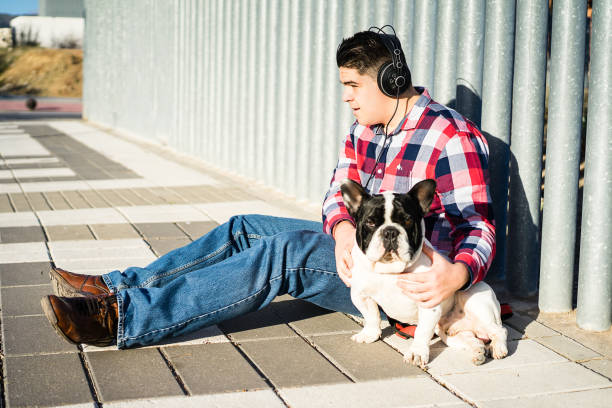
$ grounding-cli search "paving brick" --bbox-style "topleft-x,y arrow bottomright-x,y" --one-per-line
25,191 -> 52,210
148,237 -> 192,256
0,193 -> 13,212
582,359 -> 612,380
0,226 -> 46,243
279,377 -> 466,408
0,262 -> 51,286
219,307 -> 298,341
194,201 -> 301,224
537,335 -> 602,361
504,313 -> 559,338
0,241 -> 49,263
103,390 -> 285,408
2,315 -> 78,355
156,187 -> 190,204
176,221 -> 219,238
239,337 -> 350,387
4,354 -> 93,407
37,207 -> 127,226
46,224 -> 94,241
478,387 -> 612,408
80,189 -> 112,207
1,284 -> 52,316
62,190 -> 92,209
9,192 -> 31,211
135,222 -> 187,239
43,191 -> 72,210
129,187 -> 167,205
86,349 -> 184,402
119,204 -> 211,223
272,299 -> 363,336
310,334 -> 423,380
97,189 -> 132,206
439,361 -> 610,402
0,211 -> 39,227
115,189 -> 150,205
427,339 -> 567,375
163,343 -> 268,394
89,223 -> 140,239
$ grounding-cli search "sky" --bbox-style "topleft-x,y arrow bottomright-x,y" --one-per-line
0,0 -> 38,15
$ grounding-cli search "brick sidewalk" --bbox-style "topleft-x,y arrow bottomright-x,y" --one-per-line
0,120 -> 610,407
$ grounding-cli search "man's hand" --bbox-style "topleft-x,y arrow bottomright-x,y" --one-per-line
396,245 -> 470,308
333,221 -> 356,287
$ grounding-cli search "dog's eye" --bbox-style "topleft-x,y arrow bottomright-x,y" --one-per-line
365,220 -> 376,229
405,218 -> 413,227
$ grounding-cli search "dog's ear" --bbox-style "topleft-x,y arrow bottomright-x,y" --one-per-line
408,179 -> 436,214
340,179 -> 369,218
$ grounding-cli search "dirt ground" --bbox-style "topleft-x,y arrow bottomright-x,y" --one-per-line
0,47 -> 82,97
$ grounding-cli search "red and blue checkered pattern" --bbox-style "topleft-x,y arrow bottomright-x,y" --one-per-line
322,88 -> 495,287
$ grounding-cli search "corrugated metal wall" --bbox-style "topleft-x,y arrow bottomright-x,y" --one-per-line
83,0 -> 426,204
39,0 -> 84,17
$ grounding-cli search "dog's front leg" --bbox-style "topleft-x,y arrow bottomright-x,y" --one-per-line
350,292 -> 382,343
404,306 -> 441,368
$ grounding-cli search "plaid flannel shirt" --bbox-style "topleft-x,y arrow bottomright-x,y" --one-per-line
322,88 -> 495,287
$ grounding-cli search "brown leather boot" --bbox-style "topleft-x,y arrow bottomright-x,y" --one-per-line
41,294 -> 119,347
50,266 -> 111,297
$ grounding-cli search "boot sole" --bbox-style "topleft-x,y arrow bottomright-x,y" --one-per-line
40,296 -> 79,346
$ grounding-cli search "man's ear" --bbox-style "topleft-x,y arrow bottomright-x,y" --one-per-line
408,179 -> 436,214
340,179 -> 369,218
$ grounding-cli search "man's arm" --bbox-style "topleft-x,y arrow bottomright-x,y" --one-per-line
397,124 -> 495,307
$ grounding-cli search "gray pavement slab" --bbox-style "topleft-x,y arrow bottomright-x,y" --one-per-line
0,226 -> 46,243
85,348 -> 184,402
43,191 -> 72,210
163,343 -> 269,394
89,223 -> 140,239
536,334 -> 602,361
79,189 -> 112,207
62,190 -> 92,209
220,307 -> 299,341
1,284 -> 52,316
0,262 -> 51,286
582,359 -> 612,380
2,315 -> 78,355
24,192 -> 52,210
0,193 -> 12,211
135,222 -> 188,239
46,224 -> 94,240
239,337 -> 350,388
309,334 -> 424,380
103,390 -> 285,407
96,189 -> 131,206
129,187 -> 168,205
504,313 -> 559,338
147,237 -> 192,256
478,387 -> 612,408
4,353 -> 93,407
114,189 -> 150,205
278,377 -> 468,408
177,221 -> 219,238
439,361 -> 611,403
8,193 -> 30,211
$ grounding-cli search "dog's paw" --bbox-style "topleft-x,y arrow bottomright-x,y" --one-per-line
490,339 -> 508,360
472,346 -> 486,365
404,344 -> 430,369
351,328 -> 381,343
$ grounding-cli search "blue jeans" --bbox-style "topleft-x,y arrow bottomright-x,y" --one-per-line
103,214 -> 357,348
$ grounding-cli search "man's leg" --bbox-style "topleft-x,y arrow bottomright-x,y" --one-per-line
117,229 -> 356,348
102,214 -> 321,292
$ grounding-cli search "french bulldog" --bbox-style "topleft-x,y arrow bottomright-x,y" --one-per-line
340,178 -> 508,367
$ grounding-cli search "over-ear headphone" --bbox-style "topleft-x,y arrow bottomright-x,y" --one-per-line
369,25 -> 411,98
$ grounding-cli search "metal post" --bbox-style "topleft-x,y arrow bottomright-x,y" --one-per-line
481,0 -> 516,281
506,0 -> 548,296
455,0 -> 485,126
433,0 -> 458,106
577,0 -> 612,331
539,0 -> 587,312
411,0 -> 437,92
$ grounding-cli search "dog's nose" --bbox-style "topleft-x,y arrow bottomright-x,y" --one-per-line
383,227 -> 399,240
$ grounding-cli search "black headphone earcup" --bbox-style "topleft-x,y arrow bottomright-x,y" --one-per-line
378,62 -> 407,98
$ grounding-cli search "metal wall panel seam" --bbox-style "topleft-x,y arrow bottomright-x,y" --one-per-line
412,0 -> 437,93
433,0 -> 458,106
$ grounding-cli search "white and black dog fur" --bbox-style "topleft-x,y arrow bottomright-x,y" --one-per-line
340,178 -> 507,367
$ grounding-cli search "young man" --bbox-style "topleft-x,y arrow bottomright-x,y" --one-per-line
42,30 -> 495,349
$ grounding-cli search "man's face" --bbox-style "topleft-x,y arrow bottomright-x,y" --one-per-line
339,67 -> 390,126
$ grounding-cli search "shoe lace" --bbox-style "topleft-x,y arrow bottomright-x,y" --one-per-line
76,295 -> 117,332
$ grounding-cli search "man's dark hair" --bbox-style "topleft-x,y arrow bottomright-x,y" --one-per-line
336,31 -> 393,78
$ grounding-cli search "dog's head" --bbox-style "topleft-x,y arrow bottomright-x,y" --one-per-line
340,178 -> 436,267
